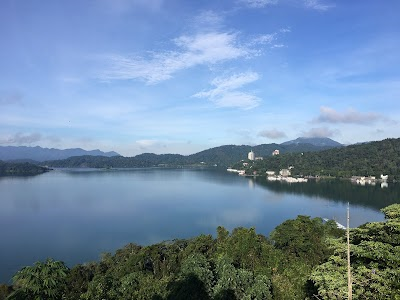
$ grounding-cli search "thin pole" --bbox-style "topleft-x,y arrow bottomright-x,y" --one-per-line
347,202 -> 352,300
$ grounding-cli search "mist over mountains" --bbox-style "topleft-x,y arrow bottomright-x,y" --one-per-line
0,146 -> 120,162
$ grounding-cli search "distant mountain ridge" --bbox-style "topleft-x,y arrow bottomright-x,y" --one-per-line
0,146 -> 120,162
0,137 -> 343,166
281,137 -> 342,147
44,141 -> 340,168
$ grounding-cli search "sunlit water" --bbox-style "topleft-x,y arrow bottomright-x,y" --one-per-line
1,168 -> 399,283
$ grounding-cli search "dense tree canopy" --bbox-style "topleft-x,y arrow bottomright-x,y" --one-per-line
311,204 -> 400,299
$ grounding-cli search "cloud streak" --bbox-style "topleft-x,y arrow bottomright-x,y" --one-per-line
258,129 -> 287,139
100,32 -> 256,84
0,132 -> 42,145
314,106 -> 388,125
301,127 -> 338,138
304,0 -> 335,11
192,72 -> 261,109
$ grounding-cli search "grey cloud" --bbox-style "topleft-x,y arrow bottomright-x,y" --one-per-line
314,106 -> 388,125
3,132 -> 42,145
258,129 -> 287,139
301,127 -> 338,138
0,132 -> 63,146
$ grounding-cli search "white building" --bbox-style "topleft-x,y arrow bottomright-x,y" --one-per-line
279,169 -> 291,177
272,149 -> 280,156
248,150 -> 255,161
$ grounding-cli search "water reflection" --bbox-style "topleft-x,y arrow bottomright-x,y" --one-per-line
253,177 -> 400,210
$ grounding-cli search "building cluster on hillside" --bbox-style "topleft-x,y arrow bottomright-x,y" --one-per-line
228,150 -> 307,183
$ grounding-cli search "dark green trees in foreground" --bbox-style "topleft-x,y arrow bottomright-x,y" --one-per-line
6,259 -> 68,300
2,204 -> 400,300
311,204 -> 400,299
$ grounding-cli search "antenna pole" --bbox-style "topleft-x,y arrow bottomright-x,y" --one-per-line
347,202 -> 352,300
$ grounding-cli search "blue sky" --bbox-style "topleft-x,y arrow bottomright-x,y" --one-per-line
1,0 -> 399,156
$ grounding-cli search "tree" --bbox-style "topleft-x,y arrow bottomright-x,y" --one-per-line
311,204 -> 400,299
270,216 -> 341,266
8,258 -> 69,300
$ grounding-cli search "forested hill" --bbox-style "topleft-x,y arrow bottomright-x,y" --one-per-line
0,160 -> 50,176
44,143 -> 338,168
237,138 -> 400,180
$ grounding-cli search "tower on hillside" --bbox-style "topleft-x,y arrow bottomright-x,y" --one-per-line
248,150 -> 255,161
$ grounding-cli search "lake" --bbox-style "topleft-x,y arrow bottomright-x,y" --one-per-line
1,168 -> 399,284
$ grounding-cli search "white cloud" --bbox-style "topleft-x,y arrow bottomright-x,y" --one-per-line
280,28 -> 291,33
100,32 -> 256,84
314,106 -> 387,125
304,0 -> 335,11
302,127 -> 338,138
191,10 -> 224,30
0,132 -> 62,146
239,0 -> 278,8
136,139 -> 161,148
258,129 -> 287,139
193,72 -> 261,110
250,34 -> 276,45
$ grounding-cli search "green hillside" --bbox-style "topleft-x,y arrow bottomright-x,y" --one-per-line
44,143 -> 339,168
0,161 -> 50,176
234,138 -> 400,180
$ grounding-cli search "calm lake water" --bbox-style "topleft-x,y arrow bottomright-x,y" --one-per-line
1,168 -> 399,283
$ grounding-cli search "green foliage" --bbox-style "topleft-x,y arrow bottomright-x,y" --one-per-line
43,140 -> 340,168
381,203 -> 400,219
63,264 -> 95,300
270,216 -> 343,266
179,254 -> 214,296
311,204 -> 400,299
236,138 -> 400,179
0,284 -> 12,300
9,258 -> 69,300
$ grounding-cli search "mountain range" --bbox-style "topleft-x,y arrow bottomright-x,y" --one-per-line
0,146 -> 120,162
38,137 -> 343,168
0,137 -> 341,165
